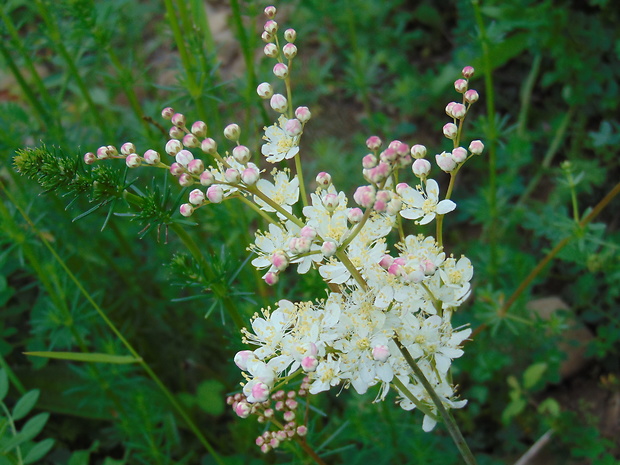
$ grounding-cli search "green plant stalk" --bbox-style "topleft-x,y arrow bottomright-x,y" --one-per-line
517,54 -> 542,138
395,339 -> 478,465
1,183 -> 225,464
34,0 -> 112,139
0,402 -> 24,465
471,0 -> 498,284
391,377 -> 438,421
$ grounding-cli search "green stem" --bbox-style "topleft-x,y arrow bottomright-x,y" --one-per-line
391,376 -> 438,421
0,403 -> 24,465
396,339 -> 478,465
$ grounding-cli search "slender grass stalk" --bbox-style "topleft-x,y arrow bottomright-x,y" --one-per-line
0,402 -> 24,465
517,54 -> 542,138
0,181 -> 225,465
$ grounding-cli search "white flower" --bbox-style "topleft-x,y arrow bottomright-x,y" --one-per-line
400,179 -> 456,225
261,115 -> 300,163
254,169 -> 299,215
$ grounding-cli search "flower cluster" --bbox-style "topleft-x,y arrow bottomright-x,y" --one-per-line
82,4 -> 483,449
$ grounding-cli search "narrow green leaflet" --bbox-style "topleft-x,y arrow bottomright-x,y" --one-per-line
23,438 -> 55,464
24,352 -> 142,364
1,412 -> 49,453
0,370 -> 7,402
12,390 -> 40,421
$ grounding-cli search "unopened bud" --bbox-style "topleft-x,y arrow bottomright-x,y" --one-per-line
175,149 -> 194,167
362,154 -> 377,169
294,106 -> 311,123
225,168 -> 241,184
284,28 -> 296,42
165,139 -> 183,156
264,43 -> 278,58
454,79 -> 468,93
451,147 -> 468,163
273,63 -> 289,79
284,118 -> 302,137
241,165 -> 260,185
171,113 -> 186,127
187,158 -> 205,175
261,31 -> 273,43
233,145 -> 251,164
321,241 -> 337,257
178,173 -> 193,187
264,271 -> 279,286
464,89 -> 479,103
462,66 -> 475,78
257,82 -> 274,99
224,124 -> 241,141
264,20 -> 278,35
207,185 -> 224,203
372,345 -> 390,362
191,121 -> 207,138
283,43 -> 297,59
436,151 -> 457,172
201,138 -> 217,154
270,94 -> 288,113
315,172 -> 331,188
411,144 -> 427,159
366,136 -> 382,151
121,142 -> 136,156
189,189 -> 205,205
264,5 -> 276,18
469,140 -> 484,155
179,203 -> 194,217
200,170 -> 214,186
84,152 -> 96,164
169,126 -> 184,140
183,133 -> 200,148
412,158 -> 431,178
143,149 -> 160,165
170,162 -> 184,176
161,107 -> 175,120
443,123 -> 458,139
347,207 -> 363,223
125,153 -> 141,168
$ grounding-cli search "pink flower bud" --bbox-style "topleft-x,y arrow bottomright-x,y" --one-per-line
294,106 -> 311,122
321,241 -> 337,257
251,382 -> 270,403
300,226 -> 317,240
161,107 -> 174,120
373,200 -> 387,212
96,146 -> 109,159
379,254 -> 394,269
234,401 -> 251,418
462,65 -> 475,78
169,162 -> 184,176
411,144 -> 427,159
388,262 -> 403,276
283,411 -> 295,422
255,436 -> 265,447
106,145 -> 118,157
200,170 -> 214,186
232,145 -> 251,164
301,356 -> 318,372
315,172 -> 331,188
263,43 -> 278,58
454,79 -> 468,93
285,398 -> 298,409
451,147 -> 468,163
436,151 -> 457,172
207,185 -> 224,203
270,94 -> 288,113
260,444 -> 270,453
412,158 -> 431,177
201,138 -> 217,154
179,203 -> 194,217
171,113 -> 186,127
297,425 -> 308,436
270,250 -> 289,271
183,133 -> 200,148
242,166 -> 260,185
263,271 -> 279,286
372,344 -> 390,362
282,43 -> 297,59
379,147 -> 398,163
121,142 -> 136,156
289,237 -> 311,254
191,121 -> 207,138
284,118 -> 302,137
347,207 -> 363,223
264,5 -> 276,18
175,149 -> 194,167
125,153 -> 141,168
225,168 -> 240,183
464,89 -> 479,103
366,135 -> 382,151
264,19 -> 278,34
169,126 -> 184,140
451,103 -> 467,119
469,139 -> 484,155
323,193 -> 339,212
165,139 -> 183,156
284,28 -> 296,42
269,437 -> 280,448
353,185 -> 376,208
234,350 -> 254,370
443,123 -> 458,139
223,123 -> 241,141
366,162 -> 390,183
143,149 -> 160,165
445,102 -> 457,117
396,182 -> 409,196
83,152 -> 96,164
187,158 -> 205,175
261,31 -> 273,43
421,258 -> 437,275
189,188 -> 205,205
257,82 -> 273,99
362,154 -> 377,169
273,63 -> 289,79
178,173 -> 193,187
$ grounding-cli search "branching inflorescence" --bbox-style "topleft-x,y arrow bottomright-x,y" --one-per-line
81,5 -> 484,460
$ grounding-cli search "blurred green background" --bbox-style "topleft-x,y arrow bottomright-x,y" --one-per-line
1,0 -> 619,463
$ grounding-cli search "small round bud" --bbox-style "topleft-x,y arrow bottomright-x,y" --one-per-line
283,411 -> 295,422
451,147 -> 468,163
234,350 -> 255,370
284,28 -> 296,42
422,258 -> 437,275
161,107 -> 175,120
106,145 -> 118,157
347,207 -> 363,223
169,126 -> 185,140
223,123 -> 241,141
183,133 -> 200,148
294,106 -> 311,123
175,149 -> 194,167
200,170 -> 214,186
96,146 -> 110,159
411,144 -> 427,159
462,66 -> 475,78
451,103 -> 467,119
143,149 -> 161,165
270,94 -> 288,113
84,152 -> 96,164
379,254 -> 394,269
257,82 -> 274,99
366,162 -> 390,184
395,182 -> 410,196
187,158 -> 205,175
282,43 -> 297,59
120,142 -> 136,156
171,113 -> 186,127
435,151 -> 457,172
234,401 -> 251,418
315,172 -> 331,188
362,154 -> 377,169
225,168 -> 241,184
241,166 -> 260,185
270,250 -> 289,271
251,382 -> 270,403
297,426 -> 308,437
165,139 -> 183,156
366,136 -> 382,151
201,137 -> 217,154
284,118 -> 302,137
263,43 -> 278,58
273,63 -> 289,79
264,271 -> 279,286
207,185 -> 224,203
321,240 -> 337,257
233,145 -> 251,164
264,5 -> 276,18
372,344 -> 390,362
189,189 -> 205,205
469,140 -> 484,155
323,193 -> 339,212
178,173 -> 193,187
454,79 -> 468,93
170,162 -> 184,176
443,123 -> 458,139
191,121 -> 207,138
179,203 -> 194,217
379,147 -> 398,163
300,226 -> 317,240
464,89 -> 479,103
125,153 -> 141,168
264,20 -> 278,34
412,158 -> 431,177
353,185 -> 376,208
261,31 -> 273,43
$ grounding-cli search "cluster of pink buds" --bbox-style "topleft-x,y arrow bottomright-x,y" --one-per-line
83,142 -> 162,168
227,377 -> 311,453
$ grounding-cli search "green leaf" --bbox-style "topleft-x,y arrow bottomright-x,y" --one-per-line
1,413 -> 49,453
538,398 -> 561,417
501,398 -> 526,425
23,438 -> 55,464
0,369 -> 7,402
523,362 -> 548,389
12,390 -> 40,421
196,379 -> 225,416
24,352 -> 141,364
